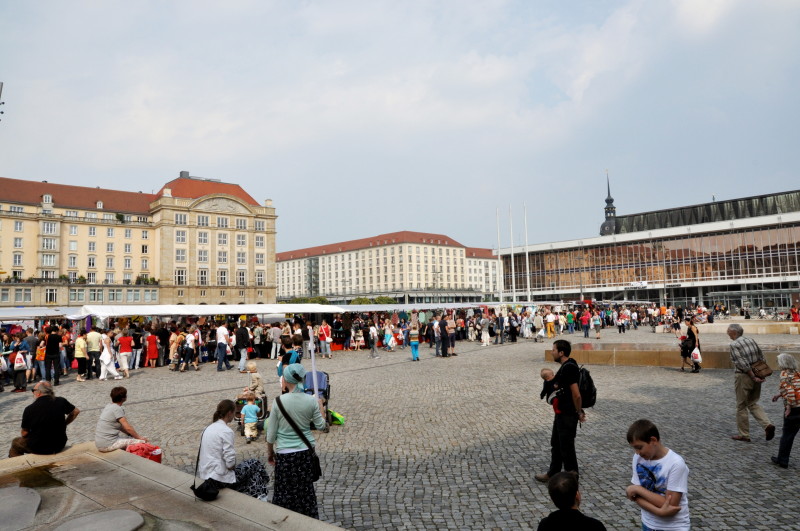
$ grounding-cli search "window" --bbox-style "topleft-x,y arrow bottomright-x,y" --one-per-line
89,226 -> 96,236
103,213 -> 114,220
88,242 -> 96,252
236,218 -> 247,230
198,231 -> 208,245
124,257 -> 132,269
124,229 -> 132,239
68,272 -> 77,282
255,220 -> 265,231
237,270 -> 246,285
87,272 -> 96,283
89,288 -> 103,301
256,271 -> 265,286
88,256 -> 96,268
96,201 -> 104,209
237,251 -> 246,265
175,213 -> 187,225
107,228 -> 114,237
141,258 -> 149,270
236,234 -> 246,246
176,230 -> 187,243
126,289 -> 141,302
124,243 -> 131,253
197,215 -> 209,227
174,269 -> 187,285
106,257 -> 114,268
43,222 -> 57,234
255,253 -> 265,265
198,250 -> 209,262
200,289 -> 206,297
13,254 -> 22,267
175,249 -> 186,262
105,273 -> 115,284
255,235 -> 265,248
144,289 -> 158,302
141,245 -> 148,254
86,212 -> 97,219
218,251 -> 228,263
45,288 -> 58,303
198,269 -> 209,286
14,221 -> 23,232
70,225 -> 78,235
138,216 -> 148,223
68,255 -> 77,268
42,254 -> 56,267
218,233 -> 228,246
142,230 -> 149,239
14,288 -> 32,303
13,237 -> 22,248
69,289 -> 85,302
107,287 -> 122,300
177,289 -> 184,298
217,216 -> 229,228
106,242 -> 114,253
218,270 -> 228,285
69,241 -> 77,251
10,206 -> 24,213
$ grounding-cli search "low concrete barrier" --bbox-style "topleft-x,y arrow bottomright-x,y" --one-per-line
543,347 -> 784,369
700,321 -> 800,335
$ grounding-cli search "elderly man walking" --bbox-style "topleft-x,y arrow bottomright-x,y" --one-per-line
727,324 -> 775,442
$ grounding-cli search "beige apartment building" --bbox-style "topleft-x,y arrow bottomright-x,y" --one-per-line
276,231 -> 500,304
0,172 -> 277,307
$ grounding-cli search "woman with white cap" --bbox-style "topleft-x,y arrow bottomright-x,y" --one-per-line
267,363 -> 326,518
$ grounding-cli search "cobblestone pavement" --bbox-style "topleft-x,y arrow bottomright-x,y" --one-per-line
1,327 -> 797,530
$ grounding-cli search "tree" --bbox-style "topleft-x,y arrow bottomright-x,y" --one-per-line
308,296 -> 329,304
289,297 -> 310,304
350,297 -> 372,305
373,296 -> 397,305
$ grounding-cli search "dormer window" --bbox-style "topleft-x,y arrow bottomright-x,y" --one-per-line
97,201 -> 104,209
43,194 -> 52,203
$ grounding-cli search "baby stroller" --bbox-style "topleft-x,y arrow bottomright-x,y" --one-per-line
304,370 -> 331,432
235,392 -> 269,437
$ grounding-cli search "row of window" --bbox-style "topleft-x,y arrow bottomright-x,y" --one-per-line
174,269 -> 266,287
175,231 -> 265,247
68,288 -> 159,303
174,213 -> 266,232
6,220 -> 150,239
176,250 -> 265,265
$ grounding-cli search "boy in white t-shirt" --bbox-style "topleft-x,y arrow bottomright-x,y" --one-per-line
625,419 -> 691,531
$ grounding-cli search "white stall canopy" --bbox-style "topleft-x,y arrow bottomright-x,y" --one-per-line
73,303 -> 348,319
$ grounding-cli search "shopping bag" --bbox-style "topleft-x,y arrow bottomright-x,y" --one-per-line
690,348 -> 702,364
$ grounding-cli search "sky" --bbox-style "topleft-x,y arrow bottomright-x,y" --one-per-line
1,0 -> 799,252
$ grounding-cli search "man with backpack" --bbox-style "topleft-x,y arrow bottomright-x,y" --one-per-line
536,339 -> 588,483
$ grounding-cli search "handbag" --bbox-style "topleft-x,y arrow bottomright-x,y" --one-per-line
691,347 -> 702,364
750,359 -> 773,379
13,353 -> 26,371
190,427 -> 219,501
35,346 -> 46,361
276,396 -> 322,482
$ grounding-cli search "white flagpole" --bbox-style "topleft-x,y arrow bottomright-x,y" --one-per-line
496,208 -> 503,303
509,205 -> 516,303
524,202 -> 531,303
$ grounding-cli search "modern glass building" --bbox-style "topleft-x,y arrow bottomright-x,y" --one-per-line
499,187 -> 800,312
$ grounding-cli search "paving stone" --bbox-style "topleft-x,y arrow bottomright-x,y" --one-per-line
0,486 -> 41,530
53,509 -> 143,531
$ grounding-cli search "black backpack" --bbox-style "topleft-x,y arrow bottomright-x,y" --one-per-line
578,365 -> 597,408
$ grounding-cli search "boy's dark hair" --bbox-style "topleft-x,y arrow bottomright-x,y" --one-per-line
547,472 -> 579,510
281,336 -> 293,349
627,419 -> 660,443
110,386 -> 127,404
292,336 -> 303,347
553,339 -> 571,357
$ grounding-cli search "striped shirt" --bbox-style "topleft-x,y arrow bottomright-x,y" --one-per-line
778,370 -> 800,408
729,336 -> 764,373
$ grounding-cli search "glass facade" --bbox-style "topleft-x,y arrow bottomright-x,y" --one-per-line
503,223 -> 800,302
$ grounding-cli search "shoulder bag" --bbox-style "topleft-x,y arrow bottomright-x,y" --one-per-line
190,427 -> 220,501
275,396 -> 322,482
751,359 -> 773,379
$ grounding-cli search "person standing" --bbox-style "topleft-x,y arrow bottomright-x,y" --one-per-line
236,322 -> 251,373
145,328 -> 159,368
74,330 -> 88,382
409,324 -> 420,361
536,340 -> 586,483
85,327 -> 102,380
116,329 -> 133,379
727,324 -> 775,443
216,321 -> 234,372
494,313 -> 505,344
368,322 -> 380,359
480,314 -> 491,346
318,320 -> 332,359
771,353 -> 800,468
44,326 -> 63,386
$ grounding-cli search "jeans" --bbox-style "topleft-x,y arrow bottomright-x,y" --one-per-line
369,337 -> 379,358
217,343 -> 232,370
238,348 -> 249,371
567,323 -> 575,334
36,360 -> 46,379
547,413 -> 580,477
777,407 -> 800,466
60,348 -> 68,370
271,341 -> 280,359
435,336 -> 442,356
410,342 -> 419,360
582,324 -> 590,338
44,356 -> 60,384
320,339 -> 330,355
130,348 -> 142,369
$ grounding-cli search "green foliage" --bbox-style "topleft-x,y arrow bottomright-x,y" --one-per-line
289,297 -> 310,303
308,296 -> 329,304
373,296 -> 397,305
350,297 -> 372,305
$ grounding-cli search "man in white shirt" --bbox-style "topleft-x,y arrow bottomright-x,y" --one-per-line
368,323 -> 380,359
215,321 -> 233,372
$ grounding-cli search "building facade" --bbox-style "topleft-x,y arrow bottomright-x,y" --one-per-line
499,188 -> 800,312
276,231 -> 500,304
0,172 -> 277,307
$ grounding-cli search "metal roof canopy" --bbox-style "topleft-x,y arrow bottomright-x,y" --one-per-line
0,307 -> 67,320
705,289 -> 797,297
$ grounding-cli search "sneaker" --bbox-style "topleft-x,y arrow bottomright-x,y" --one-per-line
114,376 -> 123,380
534,473 -> 550,483
246,438 -> 251,444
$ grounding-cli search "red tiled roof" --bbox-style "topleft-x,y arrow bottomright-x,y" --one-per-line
465,247 -> 495,259
157,177 -> 259,206
0,176 -> 156,213
277,231 -> 468,261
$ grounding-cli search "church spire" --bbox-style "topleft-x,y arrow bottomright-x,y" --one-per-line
600,170 -> 617,235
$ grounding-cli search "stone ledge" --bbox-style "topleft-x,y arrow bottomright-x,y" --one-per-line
543,348 -> 783,369
0,441 -> 339,530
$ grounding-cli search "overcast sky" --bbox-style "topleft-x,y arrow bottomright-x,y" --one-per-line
1,1 -> 799,252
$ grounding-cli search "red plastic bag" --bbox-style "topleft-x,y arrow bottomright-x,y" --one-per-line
71,359 -> 78,369
126,443 -> 163,463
